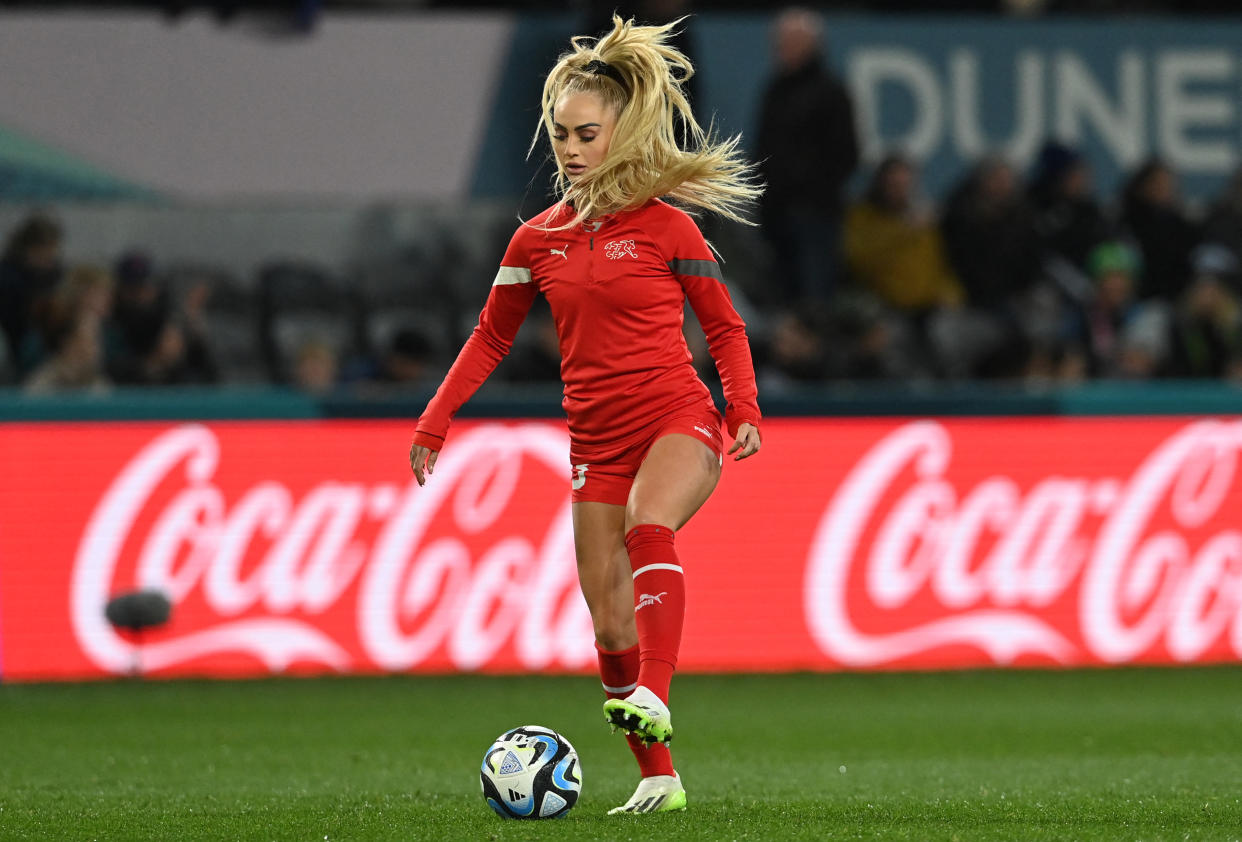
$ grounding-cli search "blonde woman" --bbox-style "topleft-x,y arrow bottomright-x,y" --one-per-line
409,15 -> 762,815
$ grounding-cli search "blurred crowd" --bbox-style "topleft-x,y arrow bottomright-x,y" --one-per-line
2,5 -> 1242,397
742,7 -> 1242,393
0,219 -> 447,394
5,147 -> 1238,398
744,147 -> 1242,393
0,222 -> 218,393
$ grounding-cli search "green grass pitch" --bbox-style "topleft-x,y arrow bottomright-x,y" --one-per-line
2,667 -> 1240,841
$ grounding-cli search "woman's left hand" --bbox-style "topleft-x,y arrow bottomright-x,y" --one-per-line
727,422 -> 761,461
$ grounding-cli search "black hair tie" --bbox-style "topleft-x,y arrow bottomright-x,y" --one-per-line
584,59 -> 627,90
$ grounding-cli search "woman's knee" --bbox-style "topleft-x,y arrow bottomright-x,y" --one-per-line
593,610 -> 636,651
623,503 -> 675,535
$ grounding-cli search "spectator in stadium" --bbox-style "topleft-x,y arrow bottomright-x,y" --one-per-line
827,293 -> 922,380
755,6 -> 859,307
22,265 -> 113,394
1024,339 -> 1088,386
757,307 -> 831,389
109,312 -> 218,386
107,251 -> 218,386
0,213 -> 64,375
408,17 -> 761,817
348,325 -> 442,393
1202,165 -> 1242,270
1027,141 -> 1111,272
843,154 -> 963,315
23,317 -> 110,394
291,337 -> 339,395
1119,158 -> 1200,302
108,252 -> 167,357
939,156 -> 1045,378
1062,240 -> 1169,379
941,156 -> 1041,312
16,258 -> 109,377
1166,244 -> 1242,379
377,327 -> 437,385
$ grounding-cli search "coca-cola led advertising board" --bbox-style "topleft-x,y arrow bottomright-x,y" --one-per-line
1,417 -> 1241,682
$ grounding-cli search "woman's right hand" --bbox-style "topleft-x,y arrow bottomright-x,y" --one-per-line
409,442 -> 439,486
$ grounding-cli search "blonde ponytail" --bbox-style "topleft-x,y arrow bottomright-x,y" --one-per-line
532,15 -> 761,230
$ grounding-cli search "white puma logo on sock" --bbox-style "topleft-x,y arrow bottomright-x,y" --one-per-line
636,592 -> 668,610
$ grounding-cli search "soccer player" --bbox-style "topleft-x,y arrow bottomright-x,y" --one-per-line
408,15 -> 762,815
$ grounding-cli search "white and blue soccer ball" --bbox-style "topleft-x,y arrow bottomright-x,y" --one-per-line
479,725 -> 582,819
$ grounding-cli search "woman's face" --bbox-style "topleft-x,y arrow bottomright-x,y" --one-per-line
552,91 -> 617,181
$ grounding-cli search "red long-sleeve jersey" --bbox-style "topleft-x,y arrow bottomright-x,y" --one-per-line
413,199 -> 761,454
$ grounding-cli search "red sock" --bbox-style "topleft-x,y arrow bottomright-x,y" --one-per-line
595,641 -> 674,778
625,524 -> 684,705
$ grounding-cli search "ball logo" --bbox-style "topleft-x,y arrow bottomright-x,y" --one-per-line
804,420 -> 1242,667
69,423 -> 594,676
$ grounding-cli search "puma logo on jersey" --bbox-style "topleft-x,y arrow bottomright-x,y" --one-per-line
636,592 -> 667,610
550,244 -> 569,260
604,239 -> 638,259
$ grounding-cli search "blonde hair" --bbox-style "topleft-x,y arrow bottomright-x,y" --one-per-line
51,265 -> 113,322
533,15 -> 761,230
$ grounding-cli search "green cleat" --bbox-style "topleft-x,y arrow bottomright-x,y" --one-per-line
607,772 -> 687,815
602,684 -> 673,745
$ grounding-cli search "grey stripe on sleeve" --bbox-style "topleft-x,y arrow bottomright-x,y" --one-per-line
667,258 -> 723,281
493,266 -> 533,286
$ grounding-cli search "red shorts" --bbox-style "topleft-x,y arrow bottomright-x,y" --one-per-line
569,405 -> 724,506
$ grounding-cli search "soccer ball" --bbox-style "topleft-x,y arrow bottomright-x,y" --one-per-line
479,725 -> 582,819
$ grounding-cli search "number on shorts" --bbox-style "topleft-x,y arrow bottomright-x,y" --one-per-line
571,463 -> 589,491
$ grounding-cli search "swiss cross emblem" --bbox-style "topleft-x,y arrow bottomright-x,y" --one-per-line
604,239 -> 638,260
